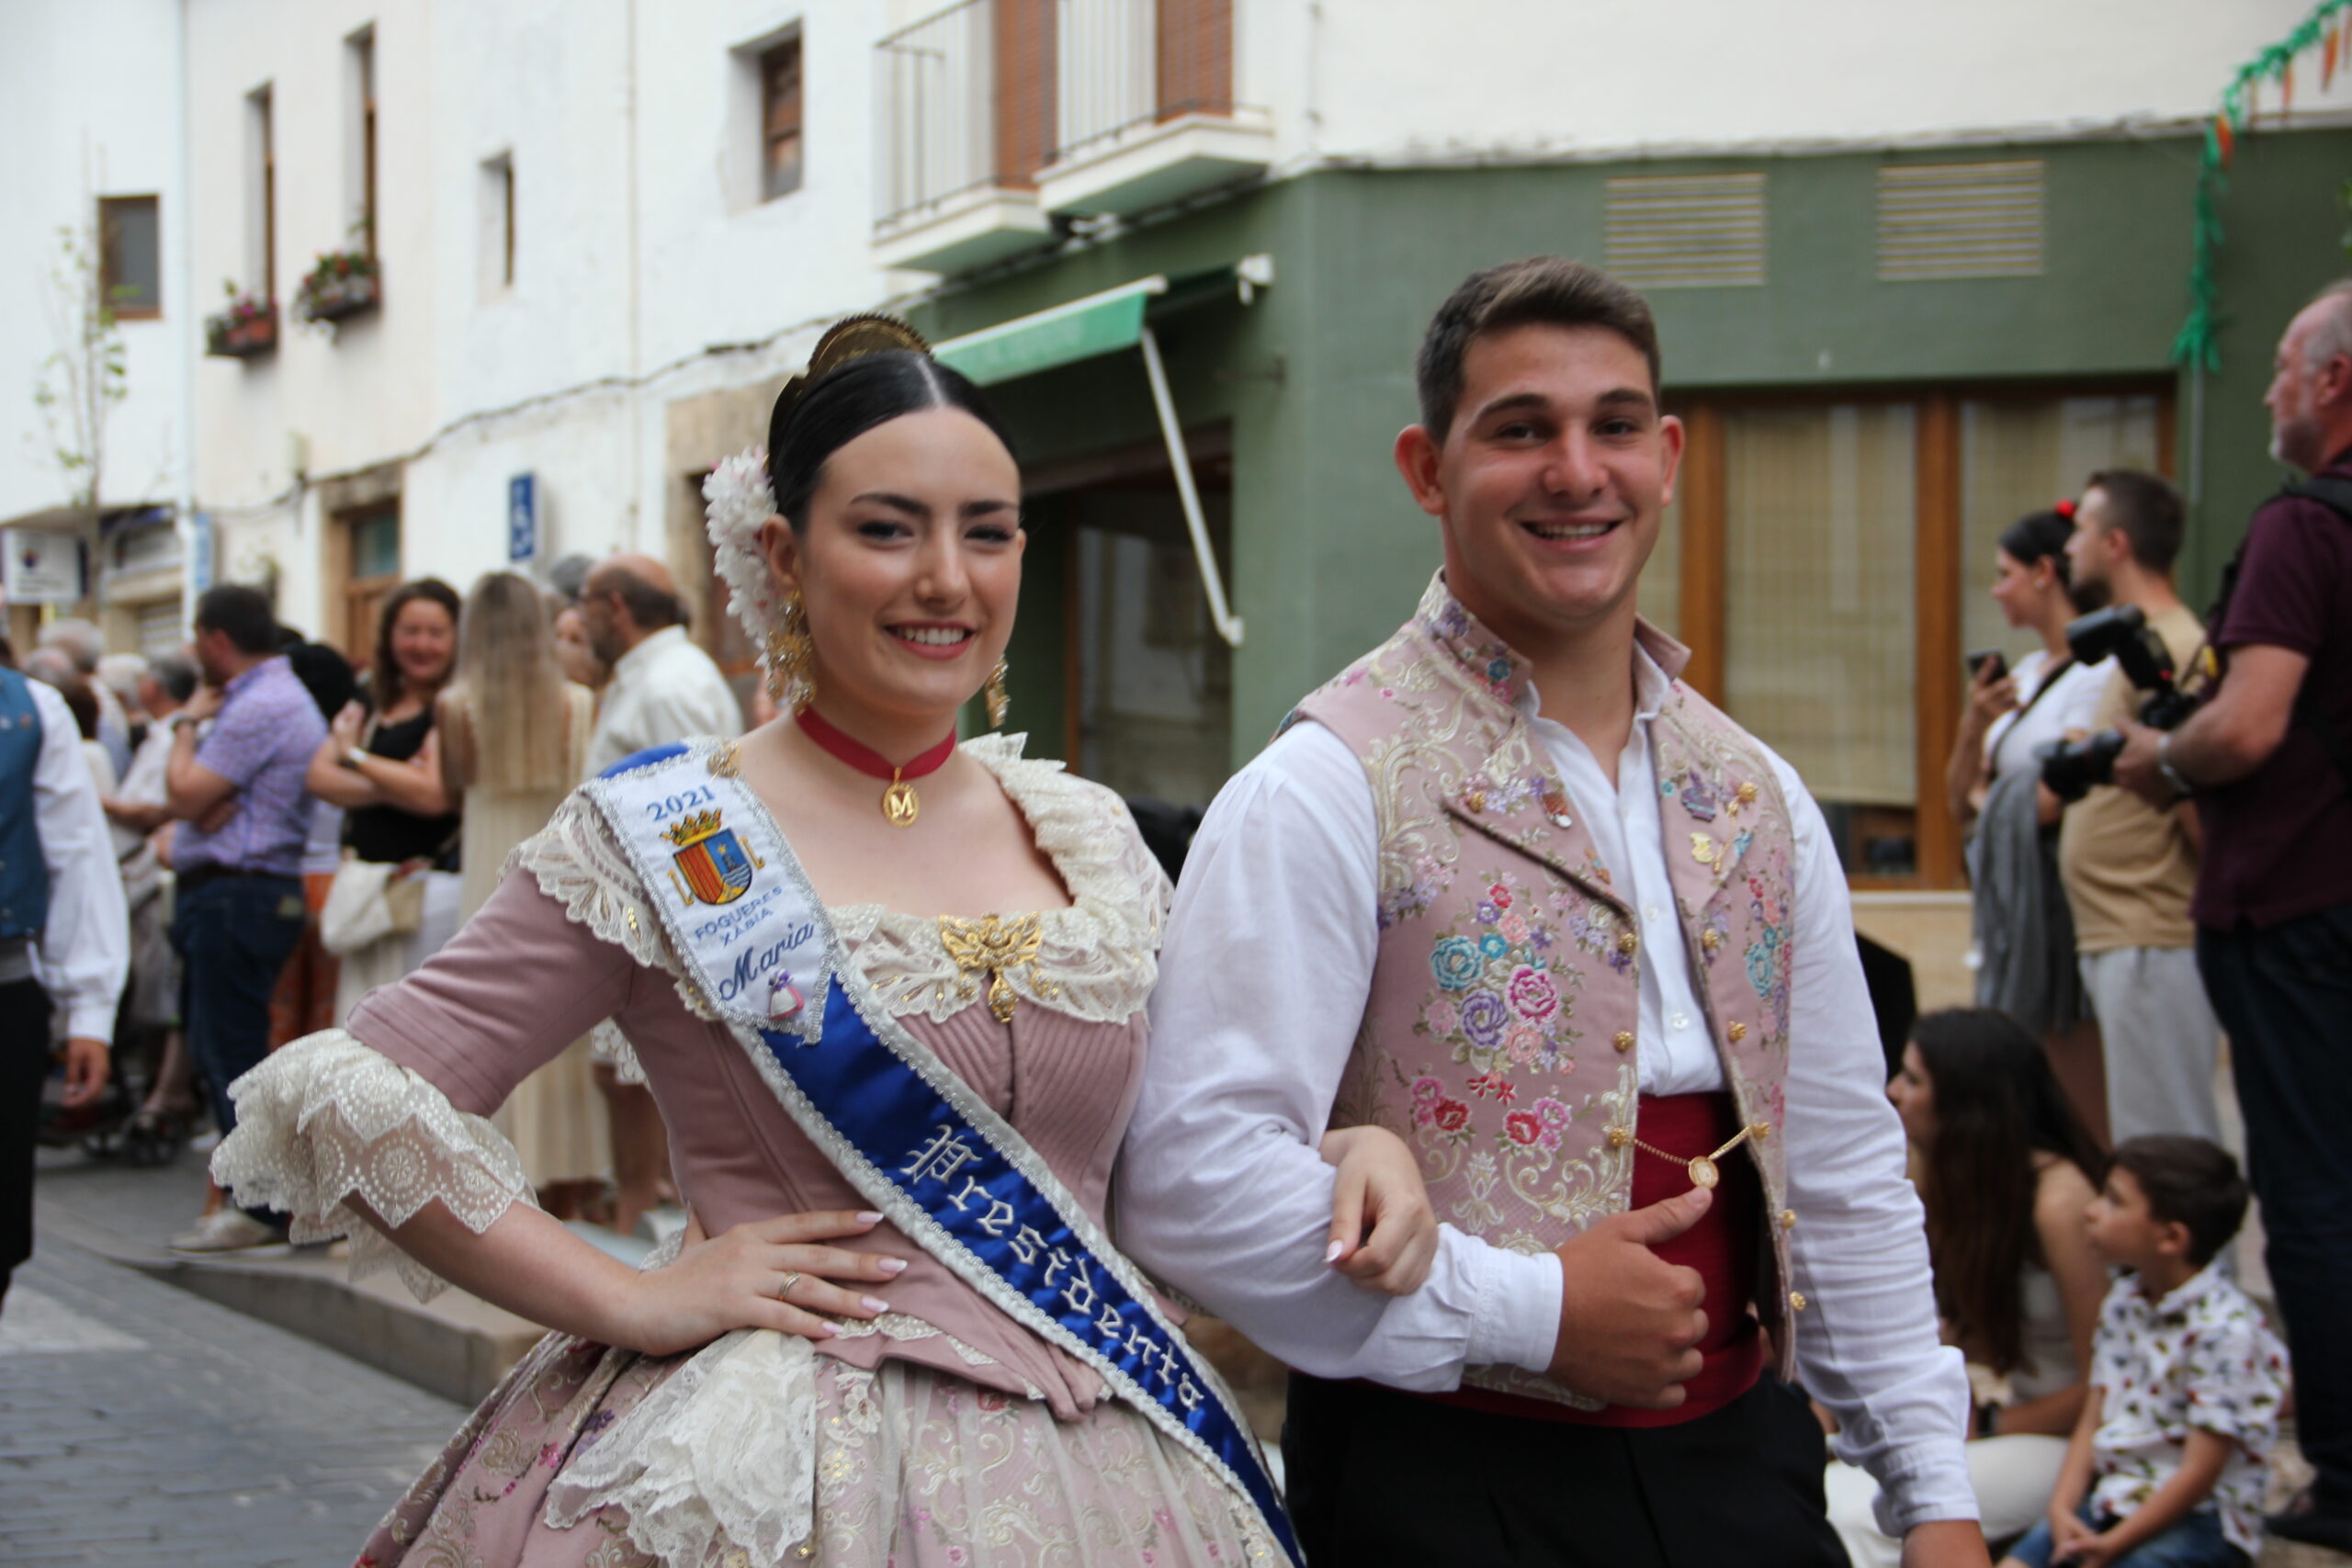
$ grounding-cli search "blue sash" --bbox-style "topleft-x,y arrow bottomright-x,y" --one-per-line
588,740 -> 1298,1565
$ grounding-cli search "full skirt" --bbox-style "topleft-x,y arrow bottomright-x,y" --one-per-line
357,1331 -> 1278,1568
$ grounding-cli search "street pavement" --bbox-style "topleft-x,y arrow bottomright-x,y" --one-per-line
0,1231 -> 465,1566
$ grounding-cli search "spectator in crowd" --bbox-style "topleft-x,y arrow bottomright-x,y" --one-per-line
436,570 -> 606,1217
2000,1138 -> 2283,1568
1831,1009 -> 2109,1565
267,635 -> 356,1049
577,551 -> 741,1235
37,618 -> 131,779
0,650 -> 127,1311
2115,278 -> 2352,1552
305,580 -> 464,1022
2055,472 -> 2221,1145
162,584 -> 326,1253
580,551 -> 740,773
1945,507 -> 2110,1141
20,652 -> 115,795
95,652 -> 151,750
103,651 -> 198,1145
551,603 -> 608,693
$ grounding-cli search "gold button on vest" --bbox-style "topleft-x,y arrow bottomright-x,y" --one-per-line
1612,1031 -> 1635,1054
1617,931 -> 1639,956
1780,1209 -> 1798,1231
1789,1291 -> 1807,1312
1726,1021 -> 1747,1042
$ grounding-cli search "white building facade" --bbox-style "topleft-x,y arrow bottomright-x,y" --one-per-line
0,0 -> 192,654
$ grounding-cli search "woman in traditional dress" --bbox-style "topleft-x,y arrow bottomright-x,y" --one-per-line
213,318 -> 1431,1567
437,570 -> 609,1219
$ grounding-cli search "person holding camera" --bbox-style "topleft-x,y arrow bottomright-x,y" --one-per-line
2114,279 -> 2352,1553
2054,471 -> 2220,1146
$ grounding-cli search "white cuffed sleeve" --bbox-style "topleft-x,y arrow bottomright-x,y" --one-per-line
209,1028 -> 538,1301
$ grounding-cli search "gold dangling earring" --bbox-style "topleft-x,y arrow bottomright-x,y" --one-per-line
985,659 -> 1011,729
766,592 -> 815,712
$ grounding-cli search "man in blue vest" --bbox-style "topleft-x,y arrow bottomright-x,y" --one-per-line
0,652 -> 129,1311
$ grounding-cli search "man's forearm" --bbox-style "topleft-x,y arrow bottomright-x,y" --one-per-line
2165,702 -> 2265,788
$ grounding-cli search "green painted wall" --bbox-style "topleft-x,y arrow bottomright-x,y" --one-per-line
909,126 -> 2352,773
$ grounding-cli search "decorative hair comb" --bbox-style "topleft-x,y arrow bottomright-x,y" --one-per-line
773,313 -> 932,431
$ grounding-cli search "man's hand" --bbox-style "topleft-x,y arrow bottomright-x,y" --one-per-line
180,683 -> 224,724
61,1037 -> 109,1108
2109,719 -> 2175,808
1899,1519 -> 1992,1567
1545,1188 -> 1712,1407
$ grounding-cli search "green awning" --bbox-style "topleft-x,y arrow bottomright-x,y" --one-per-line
933,276 -> 1169,387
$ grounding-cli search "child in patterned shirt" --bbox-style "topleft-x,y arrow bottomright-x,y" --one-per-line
2001,1135 -> 2287,1568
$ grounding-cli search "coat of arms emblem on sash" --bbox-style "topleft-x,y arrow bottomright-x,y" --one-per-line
664,809 -> 761,906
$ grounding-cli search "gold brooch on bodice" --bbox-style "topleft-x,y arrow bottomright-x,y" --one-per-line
938,912 -> 1060,1023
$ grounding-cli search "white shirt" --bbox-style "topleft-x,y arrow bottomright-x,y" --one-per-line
13,679 -> 130,1041
1984,649 -> 2108,782
1118,645 -> 1975,1531
582,626 -> 744,779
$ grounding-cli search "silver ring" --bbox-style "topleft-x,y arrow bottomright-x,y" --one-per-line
776,1270 -> 802,1303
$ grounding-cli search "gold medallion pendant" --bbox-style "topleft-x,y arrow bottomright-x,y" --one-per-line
881,776 -> 921,828
1687,1156 -> 1721,1190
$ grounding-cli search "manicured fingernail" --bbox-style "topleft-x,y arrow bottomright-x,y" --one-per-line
876,1258 -> 909,1275
863,1296 -> 891,1314
856,1212 -> 885,1225
1325,1239 -> 1346,1264
815,1321 -> 838,1337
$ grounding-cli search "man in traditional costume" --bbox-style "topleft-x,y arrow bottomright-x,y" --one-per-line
1121,259 -> 1986,1565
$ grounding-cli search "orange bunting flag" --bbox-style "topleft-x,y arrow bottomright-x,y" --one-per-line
2283,62 -> 2295,116
2327,26 -> 2341,90
2215,113 -> 2236,166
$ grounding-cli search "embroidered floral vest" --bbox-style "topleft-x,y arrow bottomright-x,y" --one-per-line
1293,574 -> 1804,1410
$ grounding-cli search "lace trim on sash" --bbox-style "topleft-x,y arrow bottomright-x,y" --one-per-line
518,732 -> 1170,1026
209,1028 -> 536,1303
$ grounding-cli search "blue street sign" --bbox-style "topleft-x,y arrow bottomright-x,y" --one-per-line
190,512 -> 215,592
508,474 -> 537,562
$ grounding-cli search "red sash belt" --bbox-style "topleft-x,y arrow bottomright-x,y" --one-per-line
1415,1090 -> 1765,1428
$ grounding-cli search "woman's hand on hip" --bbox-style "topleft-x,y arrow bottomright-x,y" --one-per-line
613,1209 -> 908,1358
1319,1124 -> 1439,1295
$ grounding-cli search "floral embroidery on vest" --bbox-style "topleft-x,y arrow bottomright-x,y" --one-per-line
1298,571 -> 1804,1409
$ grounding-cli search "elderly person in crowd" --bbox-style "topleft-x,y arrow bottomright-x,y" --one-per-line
37,619 -> 132,779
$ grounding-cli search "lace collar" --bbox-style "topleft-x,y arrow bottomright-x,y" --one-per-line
519,732 -> 1169,1028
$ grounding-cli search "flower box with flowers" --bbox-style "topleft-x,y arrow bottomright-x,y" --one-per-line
205,290 -> 278,358
295,251 -> 381,324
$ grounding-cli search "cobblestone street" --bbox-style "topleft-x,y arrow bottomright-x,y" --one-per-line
0,1231 -> 465,1567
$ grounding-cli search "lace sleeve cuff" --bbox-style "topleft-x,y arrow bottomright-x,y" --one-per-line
209,1027 -> 537,1302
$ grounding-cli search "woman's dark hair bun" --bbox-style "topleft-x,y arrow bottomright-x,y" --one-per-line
764,349 -> 1013,527
1998,508 -> 2075,581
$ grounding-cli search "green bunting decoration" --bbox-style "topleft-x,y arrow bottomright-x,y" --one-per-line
2174,0 -> 2352,372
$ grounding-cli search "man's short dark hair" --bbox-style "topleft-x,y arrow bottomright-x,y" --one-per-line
192,583 -> 279,655
597,568 -> 684,632
2085,468 -> 2186,576
1415,257 -> 1663,441
2107,1135 -> 2249,1267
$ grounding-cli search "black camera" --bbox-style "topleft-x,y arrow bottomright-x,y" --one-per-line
2036,606 -> 2199,803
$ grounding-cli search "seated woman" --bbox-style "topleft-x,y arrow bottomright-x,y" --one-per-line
1828,1008 -> 2108,1566
213,318 -> 1426,1567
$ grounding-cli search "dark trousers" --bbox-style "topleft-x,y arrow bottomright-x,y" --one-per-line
173,874 -> 304,1222
2,976 -> 51,1294
2199,897 -> 2352,1510
1283,1373 -> 1848,1568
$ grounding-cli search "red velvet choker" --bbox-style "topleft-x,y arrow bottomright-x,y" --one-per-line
797,710 -> 957,828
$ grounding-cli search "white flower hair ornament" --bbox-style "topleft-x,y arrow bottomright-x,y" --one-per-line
701,313 -> 933,710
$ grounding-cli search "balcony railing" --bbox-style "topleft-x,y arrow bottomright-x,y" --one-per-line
874,0 -> 985,227
1053,0 -> 1233,167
